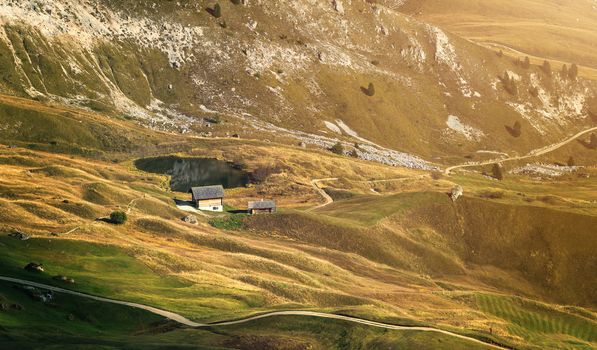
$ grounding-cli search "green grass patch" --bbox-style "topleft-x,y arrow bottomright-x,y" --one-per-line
0,282 -> 162,335
323,187 -> 357,201
0,282 -> 227,350
209,214 -> 246,231
315,192 -> 442,226
0,236 -> 264,321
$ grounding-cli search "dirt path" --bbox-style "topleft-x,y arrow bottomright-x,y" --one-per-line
0,276 -> 508,349
309,178 -> 338,210
210,310 -> 508,349
445,126 -> 597,175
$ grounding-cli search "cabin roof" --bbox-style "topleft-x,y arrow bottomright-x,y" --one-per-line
248,200 -> 276,210
189,185 -> 225,200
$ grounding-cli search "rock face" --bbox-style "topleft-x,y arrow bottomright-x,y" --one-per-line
451,185 -> 464,202
183,215 -> 199,225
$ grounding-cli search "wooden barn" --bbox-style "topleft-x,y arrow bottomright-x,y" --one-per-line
248,200 -> 276,215
189,185 -> 224,212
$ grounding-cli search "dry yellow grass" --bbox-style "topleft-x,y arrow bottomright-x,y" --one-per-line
400,0 -> 597,79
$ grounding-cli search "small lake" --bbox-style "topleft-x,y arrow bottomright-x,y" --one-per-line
135,156 -> 249,192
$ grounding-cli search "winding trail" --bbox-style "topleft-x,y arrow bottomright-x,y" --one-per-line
0,276 -> 202,327
445,126 -> 597,175
309,178 -> 338,210
0,276 -> 508,349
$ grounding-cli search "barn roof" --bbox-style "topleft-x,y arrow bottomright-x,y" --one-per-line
189,185 -> 225,200
248,200 -> 276,210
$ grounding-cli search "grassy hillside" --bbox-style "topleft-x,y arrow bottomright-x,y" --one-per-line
0,94 -> 174,159
0,139 -> 595,348
0,1 -> 595,349
399,0 -> 597,79
249,191 -> 597,307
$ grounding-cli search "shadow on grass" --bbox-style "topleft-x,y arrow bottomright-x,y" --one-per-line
227,209 -> 248,214
174,199 -> 196,207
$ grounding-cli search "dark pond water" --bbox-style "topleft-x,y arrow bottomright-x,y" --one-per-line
134,156 -> 249,192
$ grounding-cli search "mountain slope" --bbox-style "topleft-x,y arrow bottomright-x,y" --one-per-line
397,0 -> 597,76
0,0 -> 595,167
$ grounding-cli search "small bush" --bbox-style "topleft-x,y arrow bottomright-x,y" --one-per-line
211,3 -> 222,18
561,64 -> 568,78
492,164 -> 504,180
109,211 -> 127,225
500,71 -> 518,95
541,60 -> 552,76
362,83 -> 375,97
330,142 -> 344,155
567,156 -> 576,167
569,63 -> 578,80
505,121 -> 522,137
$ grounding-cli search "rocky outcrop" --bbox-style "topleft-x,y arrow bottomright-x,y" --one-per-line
24,263 -> 44,272
450,185 -> 463,202
183,215 -> 199,225
8,230 -> 31,241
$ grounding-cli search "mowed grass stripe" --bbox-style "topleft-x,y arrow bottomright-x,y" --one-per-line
476,294 -> 597,346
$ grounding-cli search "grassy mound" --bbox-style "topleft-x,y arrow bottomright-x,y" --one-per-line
135,218 -> 180,235
82,182 -> 134,206
14,201 -> 69,222
133,198 -> 181,219
51,201 -> 100,220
